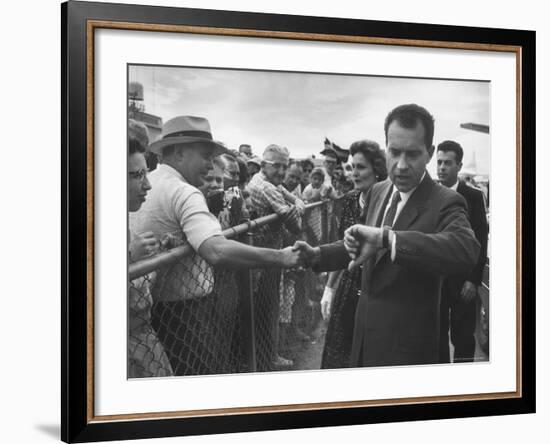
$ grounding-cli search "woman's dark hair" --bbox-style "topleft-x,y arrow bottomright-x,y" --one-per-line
128,119 -> 148,155
234,155 -> 249,186
349,139 -> 388,181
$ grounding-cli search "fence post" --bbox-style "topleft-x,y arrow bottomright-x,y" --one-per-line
321,202 -> 329,244
236,231 -> 257,372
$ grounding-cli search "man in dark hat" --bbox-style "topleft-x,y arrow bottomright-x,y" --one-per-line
131,115 -> 302,375
320,138 -> 349,190
321,146 -> 339,183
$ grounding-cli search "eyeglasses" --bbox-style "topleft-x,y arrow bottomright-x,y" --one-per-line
128,169 -> 148,181
263,160 -> 289,171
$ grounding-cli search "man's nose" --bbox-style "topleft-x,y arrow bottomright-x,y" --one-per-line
143,176 -> 152,191
396,154 -> 408,170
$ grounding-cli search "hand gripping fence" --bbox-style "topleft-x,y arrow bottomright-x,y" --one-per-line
128,198 -> 345,377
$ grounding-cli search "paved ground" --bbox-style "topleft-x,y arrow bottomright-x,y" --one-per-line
288,264 -> 489,370
291,302 -> 488,371
291,319 -> 327,371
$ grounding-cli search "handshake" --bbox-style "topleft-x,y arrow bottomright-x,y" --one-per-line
281,224 -> 386,270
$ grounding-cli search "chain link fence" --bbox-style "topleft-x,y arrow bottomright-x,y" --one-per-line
128,198 -> 345,378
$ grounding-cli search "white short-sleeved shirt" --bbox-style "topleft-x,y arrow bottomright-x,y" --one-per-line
130,164 -> 222,251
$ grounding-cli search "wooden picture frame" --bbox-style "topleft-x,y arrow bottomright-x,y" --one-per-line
62,1 -> 535,442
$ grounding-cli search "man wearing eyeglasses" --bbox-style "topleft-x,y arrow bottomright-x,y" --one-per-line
246,144 -> 306,370
247,144 -> 305,237
127,119 -> 173,378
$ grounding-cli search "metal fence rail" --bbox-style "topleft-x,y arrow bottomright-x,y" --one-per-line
128,198 -> 344,378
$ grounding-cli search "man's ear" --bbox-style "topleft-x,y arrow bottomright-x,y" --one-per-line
427,144 -> 435,159
175,146 -> 187,161
457,162 -> 463,172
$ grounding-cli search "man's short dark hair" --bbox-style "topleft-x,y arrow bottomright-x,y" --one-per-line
384,104 -> 435,150
437,140 -> 464,164
349,139 -> 388,181
239,144 -> 251,151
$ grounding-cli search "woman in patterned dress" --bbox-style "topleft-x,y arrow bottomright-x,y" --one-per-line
127,120 -> 173,378
320,140 -> 387,369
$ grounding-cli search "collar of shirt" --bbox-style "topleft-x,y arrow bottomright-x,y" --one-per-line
255,171 -> 281,190
157,163 -> 187,183
449,180 -> 459,192
359,193 -> 366,210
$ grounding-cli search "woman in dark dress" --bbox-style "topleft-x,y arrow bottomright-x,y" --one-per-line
321,140 -> 387,369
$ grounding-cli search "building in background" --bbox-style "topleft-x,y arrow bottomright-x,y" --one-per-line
128,82 -> 163,143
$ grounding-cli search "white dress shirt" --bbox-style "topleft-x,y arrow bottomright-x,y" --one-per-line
383,172 -> 426,260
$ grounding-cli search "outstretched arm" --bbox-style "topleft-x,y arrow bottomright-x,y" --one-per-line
344,194 -> 480,276
292,240 -> 350,272
198,235 -> 301,269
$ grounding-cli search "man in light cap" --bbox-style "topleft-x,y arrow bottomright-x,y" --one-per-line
246,144 -> 306,370
131,116 -> 302,375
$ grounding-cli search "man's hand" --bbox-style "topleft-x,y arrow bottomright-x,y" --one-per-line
292,240 -> 320,268
280,246 -> 302,269
344,225 -> 384,270
129,231 -> 160,262
461,281 -> 478,302
282,206 -> 299,221
159,232 -> 184,251
294,198 -> 306,215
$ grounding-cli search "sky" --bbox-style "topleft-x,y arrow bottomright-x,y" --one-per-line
129,65 -> 491,176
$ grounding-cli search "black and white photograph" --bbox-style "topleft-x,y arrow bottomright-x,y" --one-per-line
127,64 -> 491,379
54,1 -> 536,442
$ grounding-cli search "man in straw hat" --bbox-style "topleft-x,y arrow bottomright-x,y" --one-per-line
131,115 -> 302,375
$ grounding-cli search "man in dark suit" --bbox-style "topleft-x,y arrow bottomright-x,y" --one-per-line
294,104 -> 480,367
436,140 -> 489,363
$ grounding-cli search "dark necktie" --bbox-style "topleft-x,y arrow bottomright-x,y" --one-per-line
382,191 -> 401,227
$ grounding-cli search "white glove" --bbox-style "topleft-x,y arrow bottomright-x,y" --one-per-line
321,287 -> 336,320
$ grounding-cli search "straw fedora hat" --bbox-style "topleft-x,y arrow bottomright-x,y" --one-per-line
148,115 -> 229,156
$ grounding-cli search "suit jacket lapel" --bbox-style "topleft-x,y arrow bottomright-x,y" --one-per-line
371,181 -> 394,228
373,174 -> 434,268
392,173 -> 434,231
361,180 -> 393,292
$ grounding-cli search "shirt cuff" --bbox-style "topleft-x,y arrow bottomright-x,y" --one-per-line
391,231 -> 397,262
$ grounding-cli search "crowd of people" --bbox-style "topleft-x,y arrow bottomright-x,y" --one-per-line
127,103 -> 489,378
